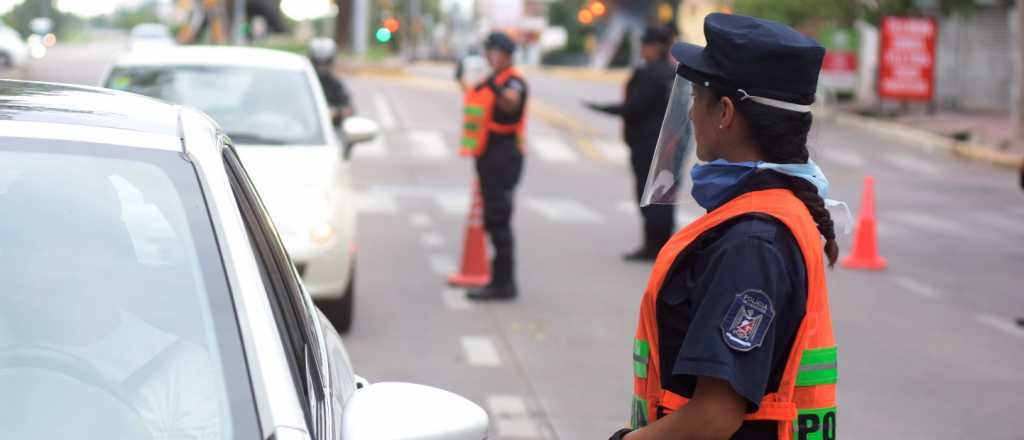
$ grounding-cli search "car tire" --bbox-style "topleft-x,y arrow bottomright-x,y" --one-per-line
318,265 -> 354,334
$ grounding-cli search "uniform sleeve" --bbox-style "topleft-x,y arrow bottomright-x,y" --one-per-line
670,233 -> 795,410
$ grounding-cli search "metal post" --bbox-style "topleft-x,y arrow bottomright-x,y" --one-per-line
233,0 -> 247,45
353,0 -> 368,57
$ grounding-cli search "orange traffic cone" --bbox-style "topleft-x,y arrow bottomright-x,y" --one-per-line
448,181 -> 492,287
842,175 -> 888,270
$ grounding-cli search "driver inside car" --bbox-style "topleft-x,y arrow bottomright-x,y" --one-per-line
0,165 -> 221,440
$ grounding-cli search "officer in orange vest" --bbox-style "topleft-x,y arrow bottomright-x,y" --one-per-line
461,32 -> 528,301
610,14 -> 841,440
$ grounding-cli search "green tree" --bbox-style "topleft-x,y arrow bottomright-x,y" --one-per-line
733,0 -> 984,27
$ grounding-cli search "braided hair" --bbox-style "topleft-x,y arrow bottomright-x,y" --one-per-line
707,84 -> 840,267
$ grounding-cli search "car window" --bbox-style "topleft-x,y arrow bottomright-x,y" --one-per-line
222,143 -> 332,437
106,65 -> 325,146
0,142 -> 258,439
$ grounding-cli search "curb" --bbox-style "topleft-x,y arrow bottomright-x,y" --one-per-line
826,111 -> 1024,170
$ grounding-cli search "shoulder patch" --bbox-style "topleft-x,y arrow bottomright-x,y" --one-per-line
721,289 -> 775,352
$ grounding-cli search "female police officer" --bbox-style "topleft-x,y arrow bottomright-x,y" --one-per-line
611,14 -> 842,440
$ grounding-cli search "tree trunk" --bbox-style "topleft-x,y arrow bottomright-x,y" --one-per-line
335,0 -> 353,51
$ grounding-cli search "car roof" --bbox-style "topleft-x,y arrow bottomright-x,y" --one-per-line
113,45 -> 310,70
0,79 -> 182,142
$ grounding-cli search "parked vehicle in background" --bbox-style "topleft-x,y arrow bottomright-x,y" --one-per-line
103,46 -> 378,332
0,80 -> 489,440
0,25 -> 28,67
129,23 -> 175,52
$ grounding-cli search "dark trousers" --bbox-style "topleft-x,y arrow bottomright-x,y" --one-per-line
475,135 -> 524,286
630,146 -> 674,250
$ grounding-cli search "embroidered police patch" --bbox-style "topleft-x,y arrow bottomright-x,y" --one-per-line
721,289 -> 775,352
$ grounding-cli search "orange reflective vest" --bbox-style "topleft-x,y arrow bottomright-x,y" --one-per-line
460,68 -> 526,157
631,189 -> 837,439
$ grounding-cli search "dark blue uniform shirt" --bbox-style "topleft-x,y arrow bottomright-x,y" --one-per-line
656,171 -> 807,439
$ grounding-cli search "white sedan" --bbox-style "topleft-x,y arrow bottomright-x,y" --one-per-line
103,46 -> 373,332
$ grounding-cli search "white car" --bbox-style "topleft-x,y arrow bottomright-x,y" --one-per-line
103,46 -> 373,332
0,79 -> 488,440
128,23 -> 176,52
0,25 -> 28,67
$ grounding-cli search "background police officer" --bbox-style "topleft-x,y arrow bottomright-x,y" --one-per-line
587,26 -> 677,261
308,38 -> 353,127
612,14 -> 840,440
466,32 -> 528,301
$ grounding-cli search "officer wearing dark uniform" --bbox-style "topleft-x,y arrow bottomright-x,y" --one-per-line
611,14 -> 840,440
467,32 -> 528,301
587,26 -> 677,261
309,38 -> 354,127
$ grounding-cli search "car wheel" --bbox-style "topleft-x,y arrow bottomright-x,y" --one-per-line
319,265 -> 354,334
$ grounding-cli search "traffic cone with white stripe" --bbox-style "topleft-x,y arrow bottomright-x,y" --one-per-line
842,175 -> 888,270
448,180 -> 491,287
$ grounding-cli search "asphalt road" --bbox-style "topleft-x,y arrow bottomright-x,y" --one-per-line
15,42 -> 1024,439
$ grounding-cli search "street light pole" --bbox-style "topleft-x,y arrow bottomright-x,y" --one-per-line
233,0 -> 247,45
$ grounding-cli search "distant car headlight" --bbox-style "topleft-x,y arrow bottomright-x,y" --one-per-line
310,222 -> 336,245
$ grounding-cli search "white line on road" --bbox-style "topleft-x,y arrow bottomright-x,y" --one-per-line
442,288 -> 473,311
526,197 -> 604,223
616,200 -> 636,214
882,153 -> 943,176
373,94 -> 397,130
410,213 -> 433,228
976,314 -> 1024,340
894,276 -> 941,299
676,206 -> 704,224
530,135 -> 579,163
487,395 -> 539,438
355,191 -> 399,215
429,254 -> 456,275
888,211 -> 996,241
408,130 -> 451,159
975,212 -> 1024,236
461,336 -> 502,367
593,138 -> 629,164
421,232 -> 444,248
351,134 -> 389,159
434,192 -> 470,216
820,148 -> 866,168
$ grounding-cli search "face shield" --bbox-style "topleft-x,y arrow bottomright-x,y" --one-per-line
641,76 -> 694,206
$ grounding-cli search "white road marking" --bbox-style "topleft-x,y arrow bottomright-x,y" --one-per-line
888,211 -> 996,240
526,198 -> 604,223
882,153 -> 943,176
354,191 -> 399,214
487,395 -> 539,438
894,276 -> 941,299
410,213 -> 433,228
530,134 -> 579,163
975,212 -> 1024,236
421,232 -> 444,248
442,288 -> 473,311
976,314 -> 1024,339
616,200 -> 636,214
373,94 -> 397,130
820,148 -> 866,168
428,254 -> 456,275
461,336 -> 502,367
408,130 -> 451,159
675,206 -> 704,224
350,134 -> 389,159
434,192 -> 470,216
593,138 -> 629,164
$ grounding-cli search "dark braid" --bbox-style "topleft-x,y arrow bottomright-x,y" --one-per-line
708,84 -> 840,267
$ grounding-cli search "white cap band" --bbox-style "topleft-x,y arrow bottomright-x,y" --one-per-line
737,89 -> 812,113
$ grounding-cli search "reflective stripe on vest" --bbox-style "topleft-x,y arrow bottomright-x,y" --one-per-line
630,189 -> 837,439
459,67 -> 526,157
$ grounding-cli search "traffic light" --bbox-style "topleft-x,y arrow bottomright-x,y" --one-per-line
589,0 -> 606,17
577,9 -> 594,25
375,27 -> 392,43
383,17 -> 400,33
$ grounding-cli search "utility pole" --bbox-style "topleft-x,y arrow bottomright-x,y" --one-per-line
335,0 -> 352,50
233,0 -> 247,45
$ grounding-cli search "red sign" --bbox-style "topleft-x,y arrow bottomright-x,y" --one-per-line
878,17 -> 937,101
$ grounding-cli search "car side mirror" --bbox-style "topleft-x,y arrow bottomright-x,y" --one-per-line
341,382 -> 489,440
342,116 -> 378,146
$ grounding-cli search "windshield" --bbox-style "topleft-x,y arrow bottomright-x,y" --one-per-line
0,141 -> 258,439
107,65 -> 326,146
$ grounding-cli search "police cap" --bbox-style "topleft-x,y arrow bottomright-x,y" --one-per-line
671,13 -> 824,103
484,31 -> 517,54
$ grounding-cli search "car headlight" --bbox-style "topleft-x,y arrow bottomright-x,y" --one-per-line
310,222 -> 336,245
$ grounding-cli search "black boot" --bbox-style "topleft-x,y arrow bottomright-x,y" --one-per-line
622,246 -> 659,261
467,282 -> 518,301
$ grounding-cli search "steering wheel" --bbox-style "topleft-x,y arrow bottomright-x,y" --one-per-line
0,345 -> 151,438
